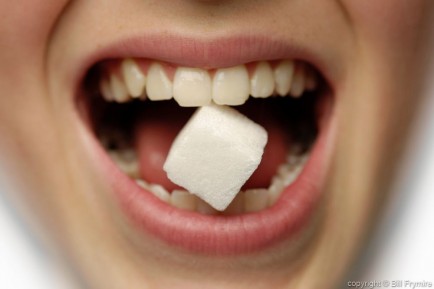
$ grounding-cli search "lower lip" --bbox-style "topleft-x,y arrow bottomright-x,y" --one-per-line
87,95 -> 335,255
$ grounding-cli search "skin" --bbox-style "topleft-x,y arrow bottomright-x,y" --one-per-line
0,1 -> 433,288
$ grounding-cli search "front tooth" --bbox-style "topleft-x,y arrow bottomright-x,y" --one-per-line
290,63 -> 306,97
100,78 -> 113,101
212,65 -> 249,105
274,60 -> 295,96
244,189 -> 269,213
196,198 -> 218,215
110,74 -> 129,102
146,62 -> 173,101
223,193 -> 244,215
121,59 -> 146,98
173,67 -> 212,107
250,62 -> 275,98
170,190 -> 197,211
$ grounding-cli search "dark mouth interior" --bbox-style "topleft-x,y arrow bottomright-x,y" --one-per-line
77,60 -> 330,197
89,94 -> 320,153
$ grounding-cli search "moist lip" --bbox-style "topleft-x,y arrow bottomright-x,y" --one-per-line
75,36 -> 336,255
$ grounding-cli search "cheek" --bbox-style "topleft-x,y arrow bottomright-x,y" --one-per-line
0,0 -> 68,58
342,0 -> 431,48
0,0 -> 71,205
335,1 -> 433,205
0,0 -> 70,76
0,0 -> 71,117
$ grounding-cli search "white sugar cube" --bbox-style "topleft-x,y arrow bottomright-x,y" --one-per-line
163,104 -> 268,211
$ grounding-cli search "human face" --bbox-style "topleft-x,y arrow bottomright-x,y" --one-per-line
0,1 -> 432,288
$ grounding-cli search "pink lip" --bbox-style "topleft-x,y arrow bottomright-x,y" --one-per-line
77,34 -> 336,255
74,34 -> 336,90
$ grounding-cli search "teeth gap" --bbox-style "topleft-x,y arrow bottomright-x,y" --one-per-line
81,58 -> 327,215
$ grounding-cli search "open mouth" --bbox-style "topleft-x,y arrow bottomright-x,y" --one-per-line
76,40 -> 335,255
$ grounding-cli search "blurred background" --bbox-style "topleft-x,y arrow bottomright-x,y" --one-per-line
344,50 -> 434,286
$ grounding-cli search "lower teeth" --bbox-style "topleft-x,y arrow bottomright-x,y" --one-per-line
108,147 -> 308,215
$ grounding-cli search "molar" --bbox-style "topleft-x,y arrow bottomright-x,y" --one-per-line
109,149 -> 139,178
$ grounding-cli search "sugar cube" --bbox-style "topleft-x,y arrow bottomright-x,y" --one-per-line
163,104 -> 268,211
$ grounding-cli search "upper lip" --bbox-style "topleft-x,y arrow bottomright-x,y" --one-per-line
74,33 -> 336,97
75,33 -> 336,255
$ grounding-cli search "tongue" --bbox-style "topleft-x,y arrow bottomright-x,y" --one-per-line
134,104 -> 289,192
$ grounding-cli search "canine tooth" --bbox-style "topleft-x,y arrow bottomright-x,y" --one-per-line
146,62 -> 172,101
149,184 -> 170,203
173,67 -> 212,107
170,190 -> 197,211
274,60 -> 295,96
212,65 -> 249,105
250,62 -> 275,98
121,58 -> 146,98
100,78 -> 114,101
244,189 -> 269,213
196,198 -> 218,215
290,63 -> 306,97
110,74 -> 129,102
268,177 -> 284,206
223,193 -> 244,215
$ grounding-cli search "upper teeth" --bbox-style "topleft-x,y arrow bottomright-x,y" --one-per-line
99,59 -> 318,106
